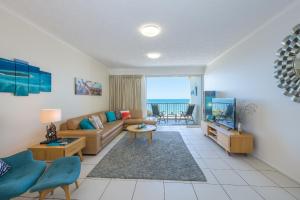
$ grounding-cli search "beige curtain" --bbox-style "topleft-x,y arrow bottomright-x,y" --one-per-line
109,75 -> 143,111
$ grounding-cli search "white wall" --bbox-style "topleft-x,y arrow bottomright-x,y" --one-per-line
205,2 -> 300,183
0,6 -> 109,157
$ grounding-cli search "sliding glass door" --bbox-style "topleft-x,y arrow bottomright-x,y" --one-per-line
145,75 -> 203,125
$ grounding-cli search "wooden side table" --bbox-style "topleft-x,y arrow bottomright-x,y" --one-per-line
29,137 -> 86,162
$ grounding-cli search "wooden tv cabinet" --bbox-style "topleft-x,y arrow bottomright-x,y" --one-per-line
201,121 -> 253,154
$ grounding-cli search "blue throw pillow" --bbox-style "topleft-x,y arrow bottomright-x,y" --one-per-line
106,111 -> 116,122
79,118 -> 95,129
0,159 -> 11,176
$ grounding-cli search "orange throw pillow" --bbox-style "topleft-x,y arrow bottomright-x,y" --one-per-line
121,110 -> 131,120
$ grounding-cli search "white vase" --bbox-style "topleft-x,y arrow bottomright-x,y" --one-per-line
237,122 -> 242,133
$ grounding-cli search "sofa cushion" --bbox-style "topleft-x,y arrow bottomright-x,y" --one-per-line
80,118 -> 95,130
88,116 -> 99,129
94,115 -> 104,129
115,111 -> 122,120
67,116 -> 85,130
101,120 -> 123,139
98,112 -> 107,124
124,118 -> 143,125
89,115 -> 104,129
106,111 -> 116,122
129,110 -> 143,119
121,110 -> 131,120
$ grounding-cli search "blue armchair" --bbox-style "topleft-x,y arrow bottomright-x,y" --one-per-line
0,150 -> 46,200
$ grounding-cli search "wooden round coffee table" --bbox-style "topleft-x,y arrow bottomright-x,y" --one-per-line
127,125 -> 156,144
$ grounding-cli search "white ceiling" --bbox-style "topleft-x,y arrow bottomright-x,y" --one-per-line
0,0 -> 295,68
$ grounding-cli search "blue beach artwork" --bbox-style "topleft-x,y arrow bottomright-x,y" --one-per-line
0,57 -> 52,96
15,61 -> 29,96
40,71 -> 51,92
29,65 -> 40,93
0,58 -> 15,93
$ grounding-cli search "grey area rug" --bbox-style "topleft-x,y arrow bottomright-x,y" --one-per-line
88,131 -> 206,181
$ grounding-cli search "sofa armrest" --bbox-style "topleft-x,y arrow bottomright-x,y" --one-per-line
58,130 -> 103,155
58,130 -> 102,138
143,119 -> 157,125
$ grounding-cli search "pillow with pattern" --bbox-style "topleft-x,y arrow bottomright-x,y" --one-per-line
115,111 -> 122,120
0,159 -> 11,177
89,117 -> 99,129
92,115 -> 104,129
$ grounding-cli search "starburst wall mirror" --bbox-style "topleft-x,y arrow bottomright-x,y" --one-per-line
274,24 -> 300,103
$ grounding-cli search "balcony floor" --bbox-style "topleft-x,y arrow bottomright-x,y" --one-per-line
153,118 -> 199,126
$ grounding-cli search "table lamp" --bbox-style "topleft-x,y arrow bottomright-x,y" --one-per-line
40,109 -> 61,142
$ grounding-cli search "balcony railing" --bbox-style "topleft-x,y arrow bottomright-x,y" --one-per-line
146,103 -> 189,118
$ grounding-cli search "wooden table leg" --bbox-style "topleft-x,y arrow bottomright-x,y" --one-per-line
61,185 -> 71,200
129,132 -> 136,143
148,131 -> 152,144
75,180 -> 79,189
78,150 -> 83,161
39,191 -> 47,200
39,189 -> 51,200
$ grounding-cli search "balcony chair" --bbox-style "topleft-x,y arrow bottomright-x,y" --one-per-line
151,104 -> 166,123
0,150 -> 47,200
179,104 -> 196,124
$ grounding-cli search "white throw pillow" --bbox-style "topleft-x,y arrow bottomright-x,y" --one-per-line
89,117 -> 99,129
93,115 -> 104,129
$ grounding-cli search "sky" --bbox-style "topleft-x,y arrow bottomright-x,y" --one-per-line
146,77 -> 190,99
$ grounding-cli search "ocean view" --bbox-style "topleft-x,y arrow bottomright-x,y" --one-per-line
146,99 -> 190,115
147,99 -> 190,104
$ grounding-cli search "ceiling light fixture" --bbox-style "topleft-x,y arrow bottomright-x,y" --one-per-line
139,24 -> 161,37
147,52 -> 161,59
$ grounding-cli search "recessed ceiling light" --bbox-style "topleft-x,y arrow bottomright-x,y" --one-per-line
147,52 -> 161,59
139,24 -> 161,37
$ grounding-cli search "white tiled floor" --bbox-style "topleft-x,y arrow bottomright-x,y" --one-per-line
223,185 -> 263,200
165,182 -> 197,200
100,179 -> 136,200
286,188 -> 300,199
193,183 -> 230,199
72,179 -> 109,200
236,170 -> 277,187
16,126 -> 300,200
253,186 -> 297,200
211,169 -> 248,185
133,180 -> 164,200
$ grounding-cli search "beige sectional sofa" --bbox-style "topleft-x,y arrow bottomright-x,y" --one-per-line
58,110 -> 156,155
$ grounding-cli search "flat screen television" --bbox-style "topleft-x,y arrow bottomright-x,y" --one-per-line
212,98 -> 236,129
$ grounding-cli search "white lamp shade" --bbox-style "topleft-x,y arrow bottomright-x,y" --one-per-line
40,109 -> 61,124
